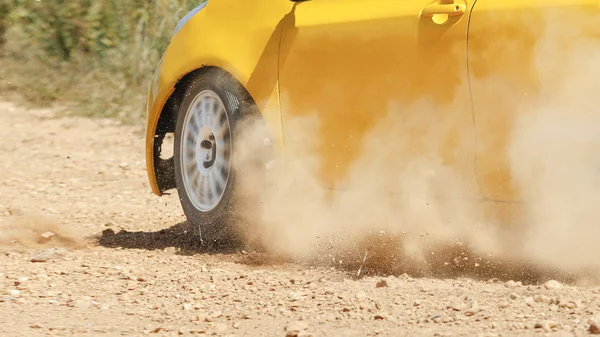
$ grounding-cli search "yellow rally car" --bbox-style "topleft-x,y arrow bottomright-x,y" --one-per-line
145,0 -> 600,243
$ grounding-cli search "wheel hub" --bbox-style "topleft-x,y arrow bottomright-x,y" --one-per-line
197,127 -> 217,173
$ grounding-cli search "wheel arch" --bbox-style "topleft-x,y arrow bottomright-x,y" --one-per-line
149,65 -> 260,196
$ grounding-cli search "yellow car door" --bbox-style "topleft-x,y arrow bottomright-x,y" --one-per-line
278,0 -> 479,197
468,0 -> 600,202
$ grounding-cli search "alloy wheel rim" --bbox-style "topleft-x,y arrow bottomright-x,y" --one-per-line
180,90 -> 231,212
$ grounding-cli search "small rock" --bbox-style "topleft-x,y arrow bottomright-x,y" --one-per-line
40,231 -> 55,240
524,296 -> 535,307
10,290 -> 20,297
589,317 -> 600,335
15,277 -> 28,287
214,323 -> 227,333
450,301 -> 467,311
209,311 -> 222,320
297,332 -> 314,337
464,300 -> 480,316
505,280 -> 521,288
182,303 -> 192,311
544,280 -> 563,290
196,313 -> 209,322
288,291 -> 302,301
533,294 -> 552,304
285,321 -> 309,337
376,279 -> 388,288
534,320 -> 559,332
31,248 -> 67,263
355,292 -> 367,300
413,300 -> 421,307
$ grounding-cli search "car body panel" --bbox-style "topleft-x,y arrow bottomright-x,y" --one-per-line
468,0 -> 600,203
145,0 -> 294,195
145,0 -> 600,228
278,0 -> 479,197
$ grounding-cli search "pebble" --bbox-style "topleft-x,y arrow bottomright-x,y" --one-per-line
31,248 -> 68,263
589,317 -> 600,335
505,280 -> 521,288
376,280 -> 388,288
534,320 -> 559,332
285,321 -> 309,337
533,294 -> 552,304
214,323 -> 227,333
544,280 -> 563,290
288,291 -> 302,301
40,231 -> 55,240
524,297 -> 535,307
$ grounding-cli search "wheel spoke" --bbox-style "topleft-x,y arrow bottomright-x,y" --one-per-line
215,127 -> 230,143
208,176 -> 218,204
185,159 -> 196,172
192,170 -> 202,187
202,174 -> 210,201
213,162 -> 227,190
192,111 -> 202,134
212,105 -> 224,130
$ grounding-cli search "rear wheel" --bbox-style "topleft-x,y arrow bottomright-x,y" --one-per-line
173,68 -> 262,244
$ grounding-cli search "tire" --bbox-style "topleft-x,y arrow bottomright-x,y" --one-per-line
173,68 -> 267,245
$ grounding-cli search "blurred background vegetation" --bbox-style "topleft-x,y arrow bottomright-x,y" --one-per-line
0,0 -> 205,123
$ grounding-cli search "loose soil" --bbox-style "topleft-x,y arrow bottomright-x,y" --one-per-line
1,102 -> 599,337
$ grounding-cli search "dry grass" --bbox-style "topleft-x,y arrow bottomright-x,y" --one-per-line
0,0 -> 205,123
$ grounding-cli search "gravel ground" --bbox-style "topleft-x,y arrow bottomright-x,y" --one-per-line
1,101 -> 600,337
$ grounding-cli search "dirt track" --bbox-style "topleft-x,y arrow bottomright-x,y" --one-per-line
1,101 -> 600,336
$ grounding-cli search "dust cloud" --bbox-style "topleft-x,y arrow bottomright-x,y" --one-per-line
0,215 -> 89,252
508,12 -> 600,274
232,9 -> 600,285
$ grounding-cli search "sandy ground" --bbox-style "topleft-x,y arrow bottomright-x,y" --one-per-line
1,101 -> 600,337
